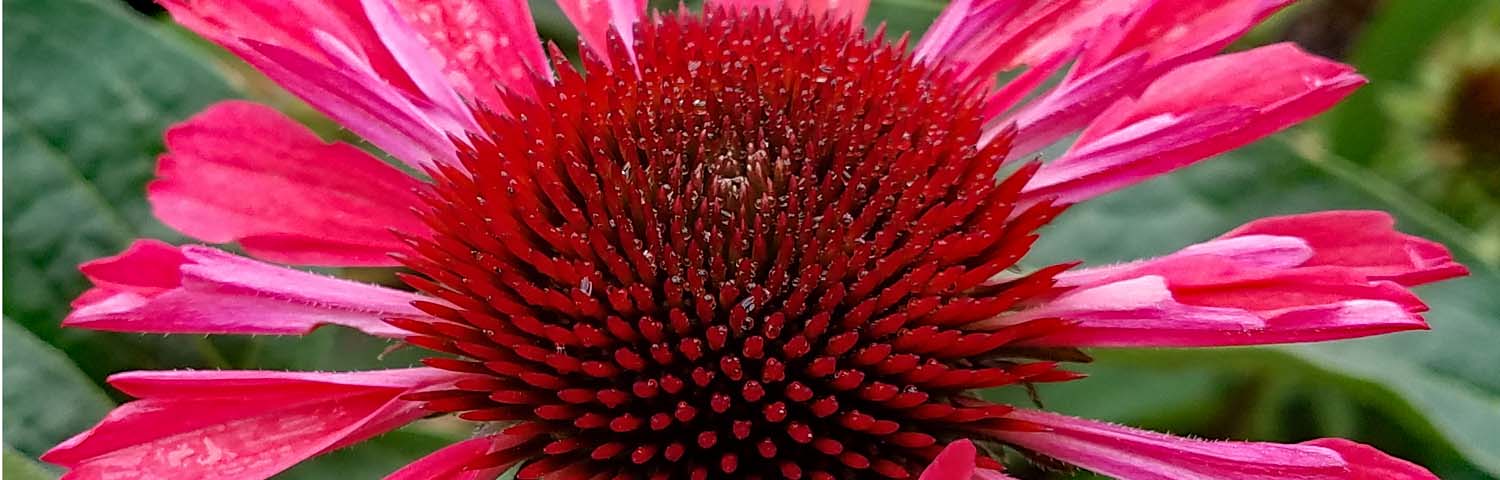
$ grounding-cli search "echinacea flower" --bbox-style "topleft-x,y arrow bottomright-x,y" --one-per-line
43,0 -> 1469,478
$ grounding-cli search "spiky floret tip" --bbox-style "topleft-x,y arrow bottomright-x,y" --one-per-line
395,6 -> 1080,479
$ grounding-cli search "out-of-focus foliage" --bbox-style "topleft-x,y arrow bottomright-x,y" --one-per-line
1,317 -> 111,459
1,0 -> 1497,478
1319,0 -> 1500,263
3,447 -> 56,480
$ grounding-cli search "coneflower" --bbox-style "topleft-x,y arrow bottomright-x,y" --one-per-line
44,0 -> 1464,479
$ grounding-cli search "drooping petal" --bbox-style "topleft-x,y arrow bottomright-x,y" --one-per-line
1000,49 -> 1152,155
1007,275 -> 1427,347
161,0 -> 489,169
158,0 -> 418,93
919,439 -> 978,480
238,37 -> 464,169
385,437 -> 506,480
917,0 -> 1296,156
42,368 -> 460,480
1023,44 -> 1364,203
1300,439 -> 1439,480
994,409 -> 1354,480
1055,234 -> 1315,287
1071,0 -> 1293,76
1005,210 -> 1463,347
150,101 -> 429,267
917,440 -> 1022,480
555,0 -> 646,61
915,0 -> 1107,85
1218,211 -> 1468,286
382,0 -> 550,106
66,240 -> 427,338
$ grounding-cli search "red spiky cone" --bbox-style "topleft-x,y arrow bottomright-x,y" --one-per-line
395,7 -> 1082,479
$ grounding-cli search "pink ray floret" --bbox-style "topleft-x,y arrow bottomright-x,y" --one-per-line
1001,211 -> 1464,347
42,369 -> 461,480
67,239 -> 428,338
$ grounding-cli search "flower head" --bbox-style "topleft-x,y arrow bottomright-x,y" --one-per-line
45,0 -> 1465,479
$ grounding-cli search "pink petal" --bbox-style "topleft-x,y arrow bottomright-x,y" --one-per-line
995,408 -> 1353,480
1301,439 -> 1439,480
238,37 -> 462,169
158,0 -> 419,94
385,437 -> 500,480
66,240 -> 427,338
149,101 -> 428,267
555,0 -> 645,62
383,433 -> 545,480
1016,103 -> 1255,200
915,0 -> 1104,86
918,440 -> 1021,480
1056,234 -> 1315,287
43,368 -> 460,480
1009,209 -> 1465,347
919,440 -> 977,480
1219,211 -> 1468,286
1025,44 -> 1365,203
1000,0 -> 1295,154
1001,49 -> 1152,156
383,0 -> 550,107
1080,43 -> 1365,146
922,3 -> 1141,154
160,0 -> 487,169
1007,272 -> 1427,348
1074,0 -> 1293,76
918,0 -> 1300,157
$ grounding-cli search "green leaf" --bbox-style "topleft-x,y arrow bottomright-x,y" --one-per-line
1,0 -> 238,380
1032,139 -> 1500,476
866,0 -> 947,40
1324,0 -> 1486,165
3,446 -> 58,480
1281,272 -> 1500,476
2,318 -> 113,459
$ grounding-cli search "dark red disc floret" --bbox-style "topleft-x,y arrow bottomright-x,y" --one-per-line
394,6 -> 1081,479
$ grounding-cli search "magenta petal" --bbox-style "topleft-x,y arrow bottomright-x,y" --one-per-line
1057,234 -> 1315,287
1219,211 -> 1468,286
1077,0 -> 1292,75
383,0 -> 550,106
915,0 -> 1122,85
1016,210 -> 1464,347
1080,43 -> 1365,146
66,240 -> 427,338
385,436 -> 506,480
995,409 -> 1353,480
1026,44 -> 1364,203
239,38 -> 462,169
917,440 -> 1022,480
150,101 -> 428,267
160,0 -> 473,169
555,0 -> 646,61
1003,50 -> 1152,156
919,439 -> 977,480
158,0 -> 417,93
43,368 -> 460,480
1009,268 -> 1428,348
1301,439 -> 1439,480
1020,104 -> 1255,201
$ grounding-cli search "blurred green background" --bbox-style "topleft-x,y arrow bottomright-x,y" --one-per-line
3,0 -> 1499,478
